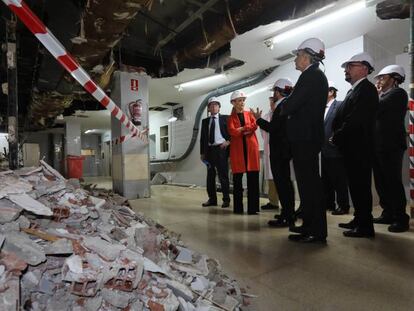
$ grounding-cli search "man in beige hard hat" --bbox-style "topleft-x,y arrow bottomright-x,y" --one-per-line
200,97 -> 231,208
331,52 -> 379,238
372,64 -> 409,233
280,38 -> 328,243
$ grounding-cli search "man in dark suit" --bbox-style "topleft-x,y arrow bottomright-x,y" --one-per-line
331,52 -> 379,238
280,38 -> 328,244
200,97 -> 231,208
373,64 -> 409,232
252,78 -> 295,228
322,82 -> 350,215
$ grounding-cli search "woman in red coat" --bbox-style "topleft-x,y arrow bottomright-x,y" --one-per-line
227,90 -> 260,214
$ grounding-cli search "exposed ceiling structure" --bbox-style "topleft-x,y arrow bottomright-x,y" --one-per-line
0,0 -> 410,132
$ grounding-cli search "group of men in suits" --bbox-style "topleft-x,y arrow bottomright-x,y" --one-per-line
199,36 -> 410,243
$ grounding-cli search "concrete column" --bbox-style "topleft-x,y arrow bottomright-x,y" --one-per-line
111,71 -> 150,199
65,119 -> 81,157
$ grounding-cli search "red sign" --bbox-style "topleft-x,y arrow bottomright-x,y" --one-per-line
130,79 -> 139,91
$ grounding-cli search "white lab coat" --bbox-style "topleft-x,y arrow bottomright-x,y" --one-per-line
260,110 -> 273,180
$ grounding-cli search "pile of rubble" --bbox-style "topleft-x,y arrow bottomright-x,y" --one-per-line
0,161 -> 254,311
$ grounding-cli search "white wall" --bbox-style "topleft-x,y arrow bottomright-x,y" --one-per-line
149,36 -> 365,186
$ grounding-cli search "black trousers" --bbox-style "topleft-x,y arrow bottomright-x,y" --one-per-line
343,149 -> 374,229
321,155 -> 350,210
206,146 -> 230,203
233,171 -> 259,213
270,152 -> 295,219
291,142 -> 327,238
373,149 -> 408,224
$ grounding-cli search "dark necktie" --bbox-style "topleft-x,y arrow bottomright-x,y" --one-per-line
209,116 -> 216,145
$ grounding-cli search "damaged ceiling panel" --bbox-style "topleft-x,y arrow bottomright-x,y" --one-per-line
0,0 -> 398,130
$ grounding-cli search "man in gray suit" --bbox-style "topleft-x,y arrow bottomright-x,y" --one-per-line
321,82 -> 350,215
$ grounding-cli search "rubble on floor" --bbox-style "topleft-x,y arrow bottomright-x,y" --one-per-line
0,162 -> 254,310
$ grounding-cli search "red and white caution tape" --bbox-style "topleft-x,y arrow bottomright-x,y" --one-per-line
2,0 -> 142,143
409,98 -> 414,206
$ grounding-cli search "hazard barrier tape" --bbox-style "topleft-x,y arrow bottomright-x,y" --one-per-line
409,98 -> 414,212
2,0 -> 144,144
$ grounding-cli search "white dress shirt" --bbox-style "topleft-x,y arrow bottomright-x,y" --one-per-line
324,99 -> 335,120
209,114 -> 226,146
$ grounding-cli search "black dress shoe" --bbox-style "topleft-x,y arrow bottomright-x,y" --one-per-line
332,207 -> 349,215
288,234 -> 326,244
373,215 -> 393,225
261,203 -> 279,210
289,225 -> 305,234
338,219 -> 356,229
202,200 -> 217,207
268,218 -> 290,227
388,222 -> 409,233
343,227 -> 375,238
221,201 -> 230,208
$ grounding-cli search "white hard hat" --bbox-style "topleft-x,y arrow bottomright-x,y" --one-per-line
273,78 -> 293,95
273,78 -> 293,90
292,38 -> 325,60
230,90 -> 247,101
375,64 -> 405,83
341,52 -> 374,73
208,96 -> 220,106
328,80 -> 338,91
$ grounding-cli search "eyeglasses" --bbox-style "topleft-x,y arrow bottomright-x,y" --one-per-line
345,63 -> 364,70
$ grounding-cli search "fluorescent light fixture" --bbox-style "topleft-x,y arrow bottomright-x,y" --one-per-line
268,1 -> 365,44
84,129 -> 96,134
246,85 -> 272,98
168,116 -> 178,122
174,74 -> 226,90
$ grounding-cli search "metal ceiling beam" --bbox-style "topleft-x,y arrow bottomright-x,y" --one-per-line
155,0 -> 220,51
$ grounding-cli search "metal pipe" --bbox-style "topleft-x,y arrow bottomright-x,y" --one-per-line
151,66 -> 276,163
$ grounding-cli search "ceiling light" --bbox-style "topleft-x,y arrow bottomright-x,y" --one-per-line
174,74 -> 226,90
267,1 -> 365,44
84,129 -> 95,134
168,116 -> 178,122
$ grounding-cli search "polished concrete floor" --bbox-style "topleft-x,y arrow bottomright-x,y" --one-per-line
84,179 -> 414,310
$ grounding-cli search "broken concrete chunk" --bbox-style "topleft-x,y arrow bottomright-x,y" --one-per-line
101,288 -> 132,308
0,276 -> 19,311
65,255 -> 83,274
82,236 -> 125,261
44,238 -> 73,255
3,232 -> 46,266
40,160 -> 65,181
176,246 -> 193,264
84,295 -> 103,311
8,193 -> 53,216
0,199 -> 22,224
191,276 -> 210,292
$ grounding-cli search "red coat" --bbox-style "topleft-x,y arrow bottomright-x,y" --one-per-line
227,110 -> 260,173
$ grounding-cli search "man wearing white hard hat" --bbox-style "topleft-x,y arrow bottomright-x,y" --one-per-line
200,97 -> 231,208
372,64 -> 409,232
321,81 -> 350,216
252,78 -> 296,228
280,38 -> 328,243
227,90 -> 260,215
331,52 -> 379,238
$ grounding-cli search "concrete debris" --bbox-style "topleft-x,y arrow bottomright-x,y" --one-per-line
8,193 -> 53,216
0,162 -> 252,310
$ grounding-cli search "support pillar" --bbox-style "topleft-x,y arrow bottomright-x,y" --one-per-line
6,19 -> 18,170
111,71 -> 150,199
65,119 -> 81,177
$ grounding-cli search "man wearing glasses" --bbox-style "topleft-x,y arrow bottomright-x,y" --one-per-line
331,52 -> 379,238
